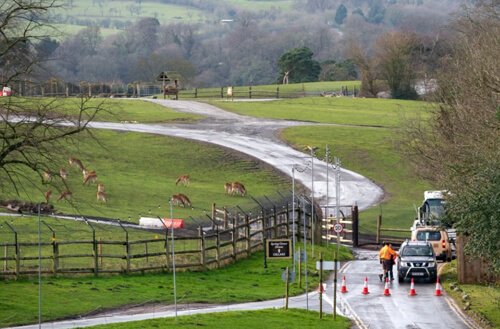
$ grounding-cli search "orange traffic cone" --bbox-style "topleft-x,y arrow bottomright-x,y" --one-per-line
361,276 -> 370,294
316,283 -> 326,293
434,278 -> 442,296
409,278 -> 417,296
383,277 -> 391,296
340,276 -> 348,293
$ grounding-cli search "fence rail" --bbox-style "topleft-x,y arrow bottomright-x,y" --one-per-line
9,81 -> 359,99
0,201 -> 324,280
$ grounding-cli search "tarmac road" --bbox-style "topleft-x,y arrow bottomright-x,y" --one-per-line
88,99 -> 384,212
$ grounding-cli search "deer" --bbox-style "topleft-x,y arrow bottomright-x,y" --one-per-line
83,173 -> 98,185
44,170 -> 53,182
98,183 -> 104,192
224,182 -> 232,194
175,174 -> 190,186
177,193 -> 191,207
97,191 -> 107,203
231,181 -> 247,197
69,157 -> 83,170
45,190 -> 52,203
82,168 -> 89,178
57,190 -> 72,202
60,168 -> 67,180
171,194 -> 185,207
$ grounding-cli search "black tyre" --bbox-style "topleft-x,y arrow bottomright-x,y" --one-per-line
398,276 -> 403,283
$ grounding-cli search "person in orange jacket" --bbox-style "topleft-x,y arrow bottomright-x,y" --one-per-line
379,242 -> 396,282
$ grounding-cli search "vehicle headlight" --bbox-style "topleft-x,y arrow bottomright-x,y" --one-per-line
428,262 -> 436,267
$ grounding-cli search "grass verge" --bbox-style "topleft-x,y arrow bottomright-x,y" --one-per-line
0,242 -> 352,327
83,308 -> 351,329
440,261 -> 500,328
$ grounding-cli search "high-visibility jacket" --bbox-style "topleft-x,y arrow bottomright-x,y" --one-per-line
379,245 -> 394,260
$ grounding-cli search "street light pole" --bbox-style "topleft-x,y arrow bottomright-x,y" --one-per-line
170,196 -> 177,322
309,146 -> 318,254
292,166 -> 296,273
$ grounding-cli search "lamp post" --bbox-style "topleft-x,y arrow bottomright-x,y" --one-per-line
307,146 -> 318,254
170,196 -> 177,323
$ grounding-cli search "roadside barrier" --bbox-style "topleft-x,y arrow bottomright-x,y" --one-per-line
434,278 -> 442,296
340,276 -> 348,293
361,277 -> 370,294
316,283 -> 326,293
383,278 -> 391,296
409,278 -> 417,296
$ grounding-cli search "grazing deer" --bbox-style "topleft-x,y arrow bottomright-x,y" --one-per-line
231,181 -> 247,196
45,190 -> 52,203
224,182 -> 232,194
171,194 -> 185,207
177,193 -> 191,207
57,190 -> 72,202
83,173 -> 98,185
44,170 -> 53,182
60,168 -> 67,180
82,168 -> 89,178
97,191 -> 107,203
175,174 -> 190,186
98,183 -> 104,192
69,157 -> 83,170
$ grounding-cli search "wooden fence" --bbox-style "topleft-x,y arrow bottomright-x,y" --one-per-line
0,204 -> 315,280
10,81 -> 358,99
456,235 -> 499,284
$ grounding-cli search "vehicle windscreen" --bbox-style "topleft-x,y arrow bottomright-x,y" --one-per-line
402,246 -> 434,257
416,230 -> 441,241
423,199 -> 446,220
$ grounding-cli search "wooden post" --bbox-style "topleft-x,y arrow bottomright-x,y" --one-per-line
353,206 -> 359,247
276,86 -> 279,99
319,251 -> 323,318
273,207 -> 277,239
66,86 -> 69,97
221,87 -> 223,99
212,203 -> 216,230
224,207 -> 228,230
200,229 -> 206,270
232,215 -> 236,263
261,209 -> 266,246
194,88 -> 198,98
298,246 -> 302,288
53,240 -> 58,277
245,215 -> 250,258
249,86 -> 252,99
3,246 -> 6,271
145,242 -> 149,263
285,266 -> 289,309
89,84 -> 92,97
41,86 -> 45,97
216,227 -> 221,269
93,233 -> 99,277
376,215 -> 382,244
302,83 -> 305,97
15,236 -> 20,281
165,232 -> 171,270
99,237 -> 103,266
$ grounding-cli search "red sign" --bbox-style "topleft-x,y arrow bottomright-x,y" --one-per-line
161,218 -> 184,229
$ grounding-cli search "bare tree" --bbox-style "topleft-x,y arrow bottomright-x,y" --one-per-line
0,1 -> 112,198
374,30 -> 420,99
348,43 -> 380,97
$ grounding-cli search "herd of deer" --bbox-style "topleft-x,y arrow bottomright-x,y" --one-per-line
43,157 -> 107,205
170,175 -> 247,208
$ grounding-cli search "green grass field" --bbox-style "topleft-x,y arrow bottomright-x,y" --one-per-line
84,309 -> 351,329
0,239 -> 352,327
